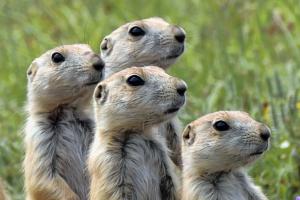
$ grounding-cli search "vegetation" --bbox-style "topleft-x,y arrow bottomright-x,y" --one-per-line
0,0 -> 299,199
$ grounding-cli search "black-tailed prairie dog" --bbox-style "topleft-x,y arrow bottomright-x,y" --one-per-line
101,17 -> 186,167
181,111 -> 270,200
24,44 -> 104,200
88,66 -> 187,200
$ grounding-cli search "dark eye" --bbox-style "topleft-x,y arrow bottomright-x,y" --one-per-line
213,120 -> 230,131
51,52 -> 65,63
126,75 -> 145,86
129,26 -> 145,37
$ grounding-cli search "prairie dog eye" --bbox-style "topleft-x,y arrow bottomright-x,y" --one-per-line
51,52 -> 65,63
126,75 -> 145,86
213,120 -> 230,131
129,26 -> 145,37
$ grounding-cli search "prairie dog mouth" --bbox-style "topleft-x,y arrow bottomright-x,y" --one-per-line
249,144 -> 268,156
165,107 -> 180,114
249,151 -> 264,156
85,81 -> 100,86
164,96 -> 186,114
166,54 -> 181,59
166,46 -> 185,59
85,73 -> 103,86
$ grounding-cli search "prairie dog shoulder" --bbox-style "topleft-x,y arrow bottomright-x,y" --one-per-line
182,111 -> 270,200
24,44 -> 104,200
88,66 -> 187,200
101,17 -> 185,77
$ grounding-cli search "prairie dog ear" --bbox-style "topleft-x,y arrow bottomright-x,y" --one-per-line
100,37 -> 113,55
27,61 -> 38,82
182,125 -> 195,146
94,83 -> 108,105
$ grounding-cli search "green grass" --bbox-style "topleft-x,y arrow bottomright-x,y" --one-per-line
1,0 -> 300,199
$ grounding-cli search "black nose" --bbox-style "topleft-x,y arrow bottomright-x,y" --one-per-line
173,26 -> 186,43
176,85 -> 187,96
93,59 -> 105,71
260,127 -> 271,141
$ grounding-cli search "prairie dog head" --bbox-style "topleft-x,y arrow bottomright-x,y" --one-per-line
101,17 -> 186,78
182,111 -> 271,174
27,44 -> 104,111
94,66 -> 187,131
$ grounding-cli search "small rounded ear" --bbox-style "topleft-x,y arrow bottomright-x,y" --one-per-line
183,125 -> 196,146
94,84 -> 103,99
100,37 -> 112,54
94,84 -> 108,104
27,62 -> 38,82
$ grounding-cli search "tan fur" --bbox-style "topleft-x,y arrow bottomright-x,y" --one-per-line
182,111 -> 270,200
101,17 -> 186,168
88,66 -> 186,200
158,117 -> 183,168
0,179 -> 10,200
24,44 -> 104,200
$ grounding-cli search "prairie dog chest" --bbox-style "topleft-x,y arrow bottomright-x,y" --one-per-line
25,108 -> 94,196
105,134 -> 168,178
96,133 -> 175,200
26,108 -> 94,156
196,172 -> 250,200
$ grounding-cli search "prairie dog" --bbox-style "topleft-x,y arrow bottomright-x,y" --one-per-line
101,17 -> 186,167
182,111 -> 270,200
24,44 -> 104,200
88,66 -> 187,200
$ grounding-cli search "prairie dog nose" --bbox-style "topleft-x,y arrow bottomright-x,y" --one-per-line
173,25 -> 186,43
92,55 -> 105,71
176,81 -> 187,96
259,125 -> 271,141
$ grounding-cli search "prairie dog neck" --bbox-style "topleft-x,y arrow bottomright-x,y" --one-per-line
96,125 -> 161,144
27,92 -> 93,116
89,125 -> 179,200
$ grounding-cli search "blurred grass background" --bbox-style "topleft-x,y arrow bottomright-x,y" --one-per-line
0,0 -> 300,199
